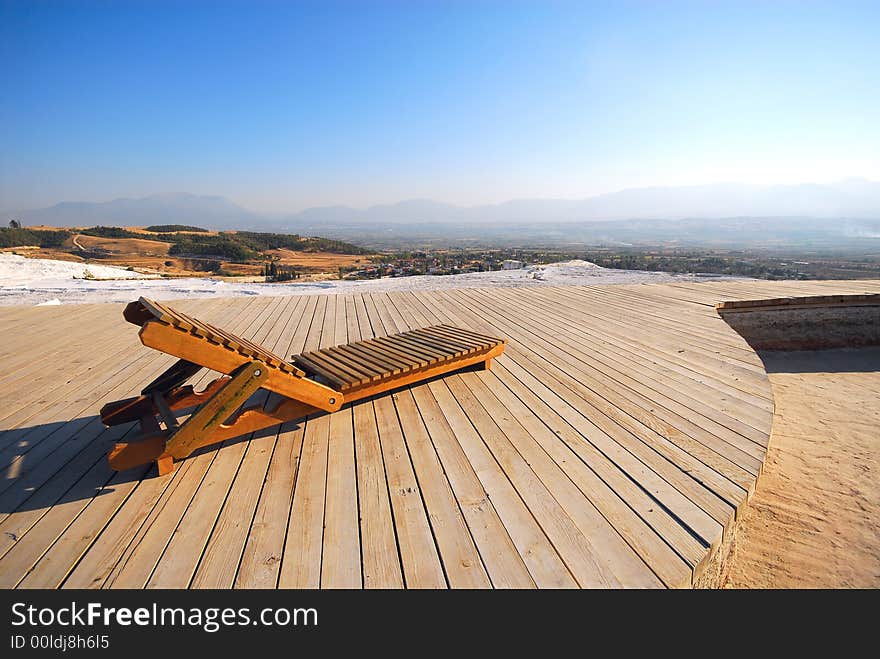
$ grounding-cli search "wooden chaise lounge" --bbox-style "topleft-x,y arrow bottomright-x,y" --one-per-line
101,297 -> 506,475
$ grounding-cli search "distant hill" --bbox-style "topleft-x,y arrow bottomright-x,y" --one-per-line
280,179 -> 880,226
18,193 -> 264,230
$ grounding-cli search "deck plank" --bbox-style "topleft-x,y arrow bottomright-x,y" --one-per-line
320,295 -> 362,588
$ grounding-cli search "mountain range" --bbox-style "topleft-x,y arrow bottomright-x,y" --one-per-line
9,180 -> 880,249
13,179 -> 880,231
14,192 -> 263,229
289,179 -> 880,226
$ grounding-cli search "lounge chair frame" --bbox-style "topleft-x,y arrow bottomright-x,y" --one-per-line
102,297 -> 506,475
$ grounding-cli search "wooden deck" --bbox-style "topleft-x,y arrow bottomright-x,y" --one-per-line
1,278 -> 878,588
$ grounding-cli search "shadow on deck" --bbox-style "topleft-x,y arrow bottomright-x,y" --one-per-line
0,408 -> 307,514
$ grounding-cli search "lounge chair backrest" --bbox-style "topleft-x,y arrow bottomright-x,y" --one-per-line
123,297 -> 305,376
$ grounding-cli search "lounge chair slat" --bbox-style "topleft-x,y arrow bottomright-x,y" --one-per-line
296,350 -> 360,385
363,335 -> 434,365
418,325 -> 486,346
168,313 -> 195,332
138,298 -> 178,325
386,334 -> 456,360
187,315 -> 260,358
428,330 -> 490,352
437,323 -> 498,341
326,347 -> 387,379
202,321 -> 248,351
403,332 -> 468,357
336,343 -> 410,375
291,353 -> 349,390
349,341 -> 423,373
372,335 -> 441,364
408,330 -> 475,356
314,349 -> 379,384
439,324 -> 506,345
376,333 -> 447,359
188,318 -> 232,345
421,326 -> 493,349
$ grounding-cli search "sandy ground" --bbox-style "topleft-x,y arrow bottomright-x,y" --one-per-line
721,347 -> 880,588
0,254 -> 741,305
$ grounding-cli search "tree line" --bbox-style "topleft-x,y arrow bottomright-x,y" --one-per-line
1,225 -> 370,263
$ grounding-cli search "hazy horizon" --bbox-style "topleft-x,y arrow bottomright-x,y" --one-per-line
2,2 -> 879,213
6,176 -> 880,218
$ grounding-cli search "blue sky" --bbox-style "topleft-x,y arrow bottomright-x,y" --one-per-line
1,0 -> 878,212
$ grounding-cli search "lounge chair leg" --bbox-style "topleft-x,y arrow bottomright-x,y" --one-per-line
163,361 -> 268,462
142,358 -> 203,395
108,363 -> 267,473
108,395 -> 318,473
482,358 -> 492,370
100,376 -> 230,427
108,432 -> 166,472
156,455 -> 175,476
